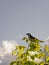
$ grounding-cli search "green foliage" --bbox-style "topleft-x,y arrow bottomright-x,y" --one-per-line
29,42 -> 41,51
10,35 -> 49,65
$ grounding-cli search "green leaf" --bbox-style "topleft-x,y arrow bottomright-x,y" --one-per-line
10,61 -> 17,65
39,62 -> 44,65
16,46 -> 26,50
12,50 -> 17,55
26,39 -> 28,42
30,55 -> 35,60
46,56 -> 49,62
16,46 -> 26,56
22,37 -> 26,40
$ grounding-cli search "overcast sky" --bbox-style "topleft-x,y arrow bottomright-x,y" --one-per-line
0,0 -> 49,42
0,0 -> 49,65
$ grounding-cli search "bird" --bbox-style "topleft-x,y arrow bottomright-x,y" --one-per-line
26,33 -> 44,43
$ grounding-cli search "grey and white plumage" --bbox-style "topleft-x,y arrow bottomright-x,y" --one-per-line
26,33 -> 44,43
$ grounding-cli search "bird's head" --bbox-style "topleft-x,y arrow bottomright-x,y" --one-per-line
26,33 -> 32,40
26,33 -> 31,36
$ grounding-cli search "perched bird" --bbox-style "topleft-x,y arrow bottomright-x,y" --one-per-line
26,33 -> 44,43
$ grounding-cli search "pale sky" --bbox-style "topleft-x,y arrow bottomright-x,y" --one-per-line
0,0 -> 49,42
0,0 -> 49,65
